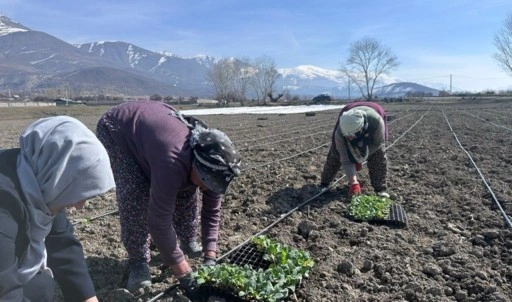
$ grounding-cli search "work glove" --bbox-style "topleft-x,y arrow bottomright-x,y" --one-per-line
348,183 -> 361,197
203,256 -> 216,266
177,272 -> 198,299
355,163 -> 362,171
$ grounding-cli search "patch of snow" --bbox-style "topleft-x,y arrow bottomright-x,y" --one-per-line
180,104 -> 344,115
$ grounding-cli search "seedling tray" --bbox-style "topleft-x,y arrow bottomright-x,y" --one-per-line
194,236 -> 314,302
195,243 -> 268,302
225,242 -> 272,269
347,203 -> 408,228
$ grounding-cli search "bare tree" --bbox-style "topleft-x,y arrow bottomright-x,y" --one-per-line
493,13 -> 512,75
206,58 -> 234,102
230,57 -> 253,104
340,36 -> 399,100
206,57 -> 254,104
250,55 -> 280,104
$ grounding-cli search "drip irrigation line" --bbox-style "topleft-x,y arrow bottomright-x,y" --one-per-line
461,112 -> 512,131
225,118 -> 334,136
146,283 -> 179,302
72,209 -> 119,225
236,123 -> 333,144
87,209 -> 119,221
473,109 -> 512,120
442,111 -> 512,228
216,175 -> 346,263
209,110 -> 339,130
387,112 -> 417,123
239,130 -> 331,151
241,143 -> 330,171
385,109 -> 431,150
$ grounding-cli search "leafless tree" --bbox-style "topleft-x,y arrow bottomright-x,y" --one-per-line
206,57 -> 254,104
340,36 -> 399,100
230,57 -> 253,104
250,55 -> 280,104
493,13 -> 512,75
206,58 -> 234,102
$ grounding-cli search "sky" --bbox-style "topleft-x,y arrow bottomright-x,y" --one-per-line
1,0 -> 512,92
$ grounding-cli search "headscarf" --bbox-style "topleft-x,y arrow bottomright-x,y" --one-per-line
16,116 -> 115,283
172,110 -> 241,194
190,126 -> 241,194
339,109 -> 366,136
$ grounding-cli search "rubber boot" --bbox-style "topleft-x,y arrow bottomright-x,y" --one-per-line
180,240 -> 203,259
126,262 -> 151,292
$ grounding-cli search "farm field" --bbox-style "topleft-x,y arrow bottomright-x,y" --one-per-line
1,99 -> 512,302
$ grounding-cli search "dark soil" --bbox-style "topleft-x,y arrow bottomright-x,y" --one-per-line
1,98 -> 512,302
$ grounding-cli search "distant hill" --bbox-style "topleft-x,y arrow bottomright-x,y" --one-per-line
373,82 -> 440,97
0,15 -> 439,98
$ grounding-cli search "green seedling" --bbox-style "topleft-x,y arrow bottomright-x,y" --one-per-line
195,235 -> 314,302
349,194 -> 392,221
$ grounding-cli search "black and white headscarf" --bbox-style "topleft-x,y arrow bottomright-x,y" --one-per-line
173,111 -> 241,194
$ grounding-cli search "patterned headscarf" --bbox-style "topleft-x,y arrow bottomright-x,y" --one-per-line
190,126 -> 241,194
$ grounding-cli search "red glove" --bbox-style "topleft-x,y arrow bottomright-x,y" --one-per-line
349,183 -> 361,197
355,163 -> 362,171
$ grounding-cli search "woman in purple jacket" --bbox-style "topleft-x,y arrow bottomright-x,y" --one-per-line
96,101 -> 241,293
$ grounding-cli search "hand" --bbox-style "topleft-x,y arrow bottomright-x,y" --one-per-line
348,183 -> 361,197
177,272 -> 198,297
355,163 -> 362,171
203,256 -> 216,266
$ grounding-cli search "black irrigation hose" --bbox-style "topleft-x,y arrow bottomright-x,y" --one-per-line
236,122 -> 333,144
442,111 -> 512,228
241,143 -> 330,171
239,130 -> 332,151
462,112 -> 512,131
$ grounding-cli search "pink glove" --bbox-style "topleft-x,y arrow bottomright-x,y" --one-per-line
349,183 -> 361,197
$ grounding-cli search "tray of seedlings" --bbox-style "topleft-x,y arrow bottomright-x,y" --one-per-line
346,194 -> 408,228
193,235 -> 315,302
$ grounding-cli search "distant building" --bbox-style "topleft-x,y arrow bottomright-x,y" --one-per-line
197,98 -> 219,106
311,93 -> 333,104
54,98 -> 84,106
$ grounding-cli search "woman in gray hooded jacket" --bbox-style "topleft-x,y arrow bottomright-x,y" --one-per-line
0,116 -> 115,301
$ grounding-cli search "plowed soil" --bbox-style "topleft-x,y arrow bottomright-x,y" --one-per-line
1,98 -> 512,302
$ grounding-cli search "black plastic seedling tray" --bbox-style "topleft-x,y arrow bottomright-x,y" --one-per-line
195,243 -> 271,302
347,203 -> 408,228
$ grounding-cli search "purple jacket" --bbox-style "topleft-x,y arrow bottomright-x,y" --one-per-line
105,101 -> 221,265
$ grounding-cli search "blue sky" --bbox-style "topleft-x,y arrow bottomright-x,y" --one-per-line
2,0 -> 512,92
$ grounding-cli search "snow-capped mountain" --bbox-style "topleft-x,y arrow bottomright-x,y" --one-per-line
276,65 -> 412,97
0,15 -> 438,98
0,15 -> 30,35
75,41 -> 216,93
373,82 -> 440,97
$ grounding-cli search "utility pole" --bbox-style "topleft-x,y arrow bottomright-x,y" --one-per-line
450,74 -> 452,94
348,78 -> 351,101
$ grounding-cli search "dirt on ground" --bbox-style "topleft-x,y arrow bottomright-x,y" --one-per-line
1,98 -> 512,302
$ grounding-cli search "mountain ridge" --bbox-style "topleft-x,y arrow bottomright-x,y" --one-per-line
0,15 -> 439,98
